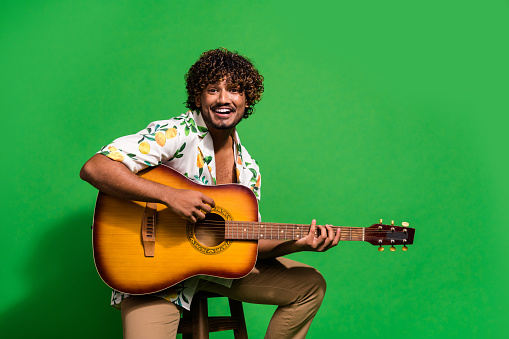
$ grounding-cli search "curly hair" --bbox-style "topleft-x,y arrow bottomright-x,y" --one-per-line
185,48 -> 264,118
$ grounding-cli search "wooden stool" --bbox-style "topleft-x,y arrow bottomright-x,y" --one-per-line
177,291 -> 248,339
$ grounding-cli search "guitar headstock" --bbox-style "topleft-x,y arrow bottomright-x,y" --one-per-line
365,219 -> 415,252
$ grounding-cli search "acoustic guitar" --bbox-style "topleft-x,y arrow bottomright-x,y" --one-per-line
93,164 -> 415,294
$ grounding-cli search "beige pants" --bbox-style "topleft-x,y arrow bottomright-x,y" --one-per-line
121,257 -> 327,339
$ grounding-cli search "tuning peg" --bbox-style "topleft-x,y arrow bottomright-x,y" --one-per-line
402,239 -> 408,251
402,222 -> 409,227
390,240 -> 396,251
391,220 -> 394,225
379,219 -> 383,224
378,240 -> 384,251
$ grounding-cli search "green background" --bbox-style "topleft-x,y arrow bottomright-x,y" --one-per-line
1,0 -> 508,337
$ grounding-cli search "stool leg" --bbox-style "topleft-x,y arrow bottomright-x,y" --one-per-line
192,297 -> 209,339
228,299 -> 248,339
181,309 -> 192,339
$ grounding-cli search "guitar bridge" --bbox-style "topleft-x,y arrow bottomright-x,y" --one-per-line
142,203 -> 157,257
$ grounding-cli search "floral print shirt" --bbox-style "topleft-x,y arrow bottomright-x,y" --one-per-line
97,110 -> 261,310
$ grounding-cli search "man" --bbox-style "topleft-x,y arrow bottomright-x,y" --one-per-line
80,48 -> 340,338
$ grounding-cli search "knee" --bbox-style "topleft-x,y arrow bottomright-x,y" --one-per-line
301,268 -> 327,304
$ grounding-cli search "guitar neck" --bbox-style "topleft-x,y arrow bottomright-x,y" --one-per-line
225,221 -> 367,242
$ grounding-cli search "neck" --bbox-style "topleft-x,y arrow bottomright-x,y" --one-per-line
225,221 -> 364,241
207,126 -> 235,153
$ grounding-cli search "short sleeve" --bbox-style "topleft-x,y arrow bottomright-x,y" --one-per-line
97,120 -> 184,173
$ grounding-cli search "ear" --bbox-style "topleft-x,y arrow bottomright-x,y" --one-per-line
195,95 -> 201,108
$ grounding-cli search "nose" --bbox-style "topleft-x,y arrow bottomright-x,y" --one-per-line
218,89 -> 231,104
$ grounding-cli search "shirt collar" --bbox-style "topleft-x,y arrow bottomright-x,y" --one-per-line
191,109 -> 243,163
189,110 -> 209,138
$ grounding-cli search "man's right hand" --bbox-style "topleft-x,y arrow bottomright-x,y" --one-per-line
80,154 -> 215,224
165,189 -> 215,223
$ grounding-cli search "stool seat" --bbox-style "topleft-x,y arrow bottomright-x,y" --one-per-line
177,292 -> 248,339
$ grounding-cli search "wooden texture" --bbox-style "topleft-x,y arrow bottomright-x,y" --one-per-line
93,165 -> 259,294
178,292 -> 248,339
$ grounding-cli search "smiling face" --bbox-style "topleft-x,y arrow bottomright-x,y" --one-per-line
195,79 -> 249,131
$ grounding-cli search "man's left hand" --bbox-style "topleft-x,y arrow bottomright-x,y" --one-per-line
295,219 -> 341,252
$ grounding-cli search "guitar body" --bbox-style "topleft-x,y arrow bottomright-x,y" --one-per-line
93,165 -> 259,294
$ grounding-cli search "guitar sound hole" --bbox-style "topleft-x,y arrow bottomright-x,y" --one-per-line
194,213 -> 226,247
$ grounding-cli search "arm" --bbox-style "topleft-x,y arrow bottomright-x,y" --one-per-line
257,219 -> 341,259
80,154 -> 214,223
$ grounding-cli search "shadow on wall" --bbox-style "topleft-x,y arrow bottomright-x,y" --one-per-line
1,210 -> 121,339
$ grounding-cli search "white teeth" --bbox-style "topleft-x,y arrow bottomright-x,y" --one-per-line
215,108 -> 231,113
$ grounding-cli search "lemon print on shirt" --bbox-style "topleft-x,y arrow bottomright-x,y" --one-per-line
155,132 -> 166,147
197,154 -> 204,168
107,151 -> 124,161
166,128 -> 177,139
139,141 -> 150,154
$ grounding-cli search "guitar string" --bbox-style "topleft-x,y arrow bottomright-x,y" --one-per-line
155,220 -> 408,235
185,219 -> 408,228
169,219 -> 407,230
155,222 -> 404,233
156,220 -> 404,232
151,221 -> 405,241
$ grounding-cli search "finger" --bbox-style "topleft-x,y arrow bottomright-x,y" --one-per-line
325,225 -> 334,240
332,225 -> 341,245
321,226 -> 340,250
309,219 -> 317,238
316,224 -> 328,239
200,202 -> 213,214
320,225 -> 334,246
314,225 -> 335,250
194,209 -> 206,220
202,194 -> 215,208
187,214 -> 197,223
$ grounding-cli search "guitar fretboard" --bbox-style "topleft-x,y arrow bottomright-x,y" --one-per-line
225,221 -> 366,242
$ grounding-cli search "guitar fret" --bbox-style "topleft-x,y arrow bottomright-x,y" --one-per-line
236,221 -> 240,239
228,222 -> 379,242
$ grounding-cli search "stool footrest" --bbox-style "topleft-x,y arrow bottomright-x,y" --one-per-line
179,316 -> 243,334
